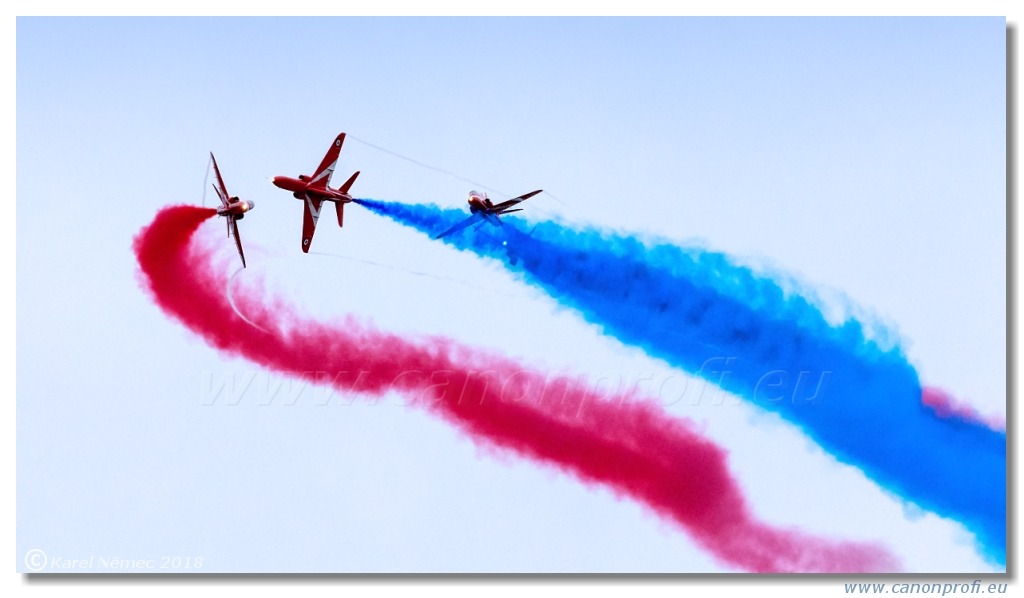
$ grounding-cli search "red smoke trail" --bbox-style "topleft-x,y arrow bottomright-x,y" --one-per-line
921,387 -> 1005,432
134,205 -> 900,573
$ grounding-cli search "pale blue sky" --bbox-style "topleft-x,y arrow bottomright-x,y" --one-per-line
17,17 -> 1005,573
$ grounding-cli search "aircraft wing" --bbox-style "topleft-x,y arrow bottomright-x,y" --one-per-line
210,152 -> 230,207
301,194 -> 323,252
229,216 -> 246,268
491,189 -> 542,213
434,214 -> 480,239
308,133 -> 346,190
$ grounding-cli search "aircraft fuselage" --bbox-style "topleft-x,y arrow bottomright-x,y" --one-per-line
467,195 -> 503,226
217,198 -> 255,218
468,197 -> 494,214
271,176 -> 354,203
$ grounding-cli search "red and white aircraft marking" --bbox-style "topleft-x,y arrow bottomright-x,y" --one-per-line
210,152 -> 254,268
434,189 -> 542,239
271,133 -> 360,253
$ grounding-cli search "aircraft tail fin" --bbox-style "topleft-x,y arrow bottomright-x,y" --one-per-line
336,202 -> 345,227
337,170 -> 360,194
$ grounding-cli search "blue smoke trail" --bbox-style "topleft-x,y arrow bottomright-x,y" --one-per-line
354,198 -> 1006,565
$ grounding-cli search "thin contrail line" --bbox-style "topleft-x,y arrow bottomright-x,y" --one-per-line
308,251 -> 519,299
226,266 -> 270,333
347,134 -> 506,197
347,134 -> 566,208
201,154 -> 211,208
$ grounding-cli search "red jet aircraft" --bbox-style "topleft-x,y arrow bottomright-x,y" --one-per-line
271,133 -> 360,252
210,152 -> 255,268
434,189 -> 542,239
